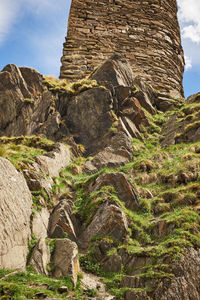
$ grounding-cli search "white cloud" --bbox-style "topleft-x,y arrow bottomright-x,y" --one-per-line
177,0 -> 200,70
182,24 -> 200,43
0,1 -> 19,45
0,0 -> 68,45
177,0 -> 200,24
0,0 -> 70,75
184,55 -> 192,71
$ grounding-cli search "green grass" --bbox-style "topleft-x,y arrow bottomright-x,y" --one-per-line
0,136 -> 55,170
43,75 -> 99,95
0,268 -> 74,299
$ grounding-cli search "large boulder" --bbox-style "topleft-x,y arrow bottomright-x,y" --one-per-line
80,202 -> 128,248
0,158 -> 32,269
35,143 -> 71,178
84,132 -> 133,173
0,64 -> 54,137
52,238 -> 79,285
0,64 -> 65,141
89,172 -> 140,210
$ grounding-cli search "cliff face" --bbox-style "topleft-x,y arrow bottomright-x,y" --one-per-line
0,56 -> 200,299
60,0 -> 184,98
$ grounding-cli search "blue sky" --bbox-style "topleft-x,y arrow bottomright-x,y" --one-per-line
0,0 -> 199,98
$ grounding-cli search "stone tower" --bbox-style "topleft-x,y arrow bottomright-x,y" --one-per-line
60,0 -> 184,97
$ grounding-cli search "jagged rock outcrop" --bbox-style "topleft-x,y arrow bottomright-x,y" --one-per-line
0,64 -> 56,138
61,87 -> 114,154
90,54 -> 134,88
84,132 -> 133,173
0,158 -> 32,269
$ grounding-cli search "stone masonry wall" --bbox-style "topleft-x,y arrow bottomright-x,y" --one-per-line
60,0 -> 185,97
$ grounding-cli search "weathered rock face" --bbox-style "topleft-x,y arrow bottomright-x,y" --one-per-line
61,87 -> 114,154
61,0 -> 184,97
0,64 -> 69,141
28,238 -> 50,276
153,248 -> 200,300
102,254 -> 122,273
90,54 -> 134,88
0,58 -> 156,155
80,202 -> 128,248
35,143 -> 71,178
0,64 -> 51,137
32,208 -> 50,240
89,172 -> 140,211
0,158 -> 32,269
84,132 -> 133,173
125,290 -> 149,300
22,143 -> 71,195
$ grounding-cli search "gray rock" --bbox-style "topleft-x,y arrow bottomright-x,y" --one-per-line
133,77 -> 156,114
23,143 -> 71,195
121,275 -> 143,289
52,238 -> 79,285
121,116 -> 143,140
0,64 -> 54,138
35,143 -> 71,178
0,157 -> 32,270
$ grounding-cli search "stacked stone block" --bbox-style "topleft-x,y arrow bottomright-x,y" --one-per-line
60,0 -> 184,97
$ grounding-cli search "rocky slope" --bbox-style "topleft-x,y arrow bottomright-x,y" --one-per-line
0,56 -> 200,299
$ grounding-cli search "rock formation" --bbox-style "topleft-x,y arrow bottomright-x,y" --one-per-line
60,0 -> 184,98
